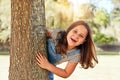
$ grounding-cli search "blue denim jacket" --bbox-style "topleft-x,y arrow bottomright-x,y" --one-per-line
47,39 -> 80,80
47,39 -> 61,64
47,39 -> 80,64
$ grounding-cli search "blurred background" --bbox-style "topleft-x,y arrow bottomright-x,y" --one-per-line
0,0 -> 120,80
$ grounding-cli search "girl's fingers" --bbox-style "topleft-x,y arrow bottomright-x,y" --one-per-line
36,56 -> 40,62
36,53 -> 42,59
36,60 -> 40,65
36,53 -> 46,63
36,53 -> 42,62
36,61 -> 42,67
37,53 -> 46,59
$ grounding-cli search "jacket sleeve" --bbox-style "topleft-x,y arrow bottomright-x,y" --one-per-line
47,39 -> 62,64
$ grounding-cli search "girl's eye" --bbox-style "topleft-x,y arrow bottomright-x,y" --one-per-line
73,30 -> 84,38
79,35 -> 84,38
73,30 -> 77,33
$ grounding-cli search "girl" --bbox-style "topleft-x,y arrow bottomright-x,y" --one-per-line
36,20 -> 98,80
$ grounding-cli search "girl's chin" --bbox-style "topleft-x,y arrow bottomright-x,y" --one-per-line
69,41 -> 75,45
68,43 -> 75,48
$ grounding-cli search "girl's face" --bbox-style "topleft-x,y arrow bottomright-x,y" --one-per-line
67,25 -> 88,50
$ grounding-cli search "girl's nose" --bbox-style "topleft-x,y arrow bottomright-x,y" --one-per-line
74,34 -> 79,40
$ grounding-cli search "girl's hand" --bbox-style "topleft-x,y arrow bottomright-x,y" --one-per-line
36,53 -> 50,69
46,30 -> 52,38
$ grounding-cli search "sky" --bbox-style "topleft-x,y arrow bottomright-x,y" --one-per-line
68,0 -> 114,14
96,0 -> 114,13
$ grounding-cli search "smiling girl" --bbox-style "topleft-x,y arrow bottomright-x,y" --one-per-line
36,20 -> 98,80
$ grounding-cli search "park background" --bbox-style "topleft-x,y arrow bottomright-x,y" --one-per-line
0,0 -> 120,80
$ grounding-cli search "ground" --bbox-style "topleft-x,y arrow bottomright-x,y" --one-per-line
0,55 -> 120,80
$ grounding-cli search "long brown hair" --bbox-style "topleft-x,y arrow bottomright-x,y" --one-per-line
56,20 -> 98,69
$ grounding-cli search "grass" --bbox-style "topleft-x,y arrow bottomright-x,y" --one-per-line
0,52 -> 9,55
97,51 -> 120,55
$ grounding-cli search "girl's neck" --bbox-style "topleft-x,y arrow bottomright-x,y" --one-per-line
67,46 -> 76,51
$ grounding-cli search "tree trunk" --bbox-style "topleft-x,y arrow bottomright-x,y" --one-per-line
9,0 -> 48,80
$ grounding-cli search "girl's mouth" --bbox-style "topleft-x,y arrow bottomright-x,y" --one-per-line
71,38 -> 77,43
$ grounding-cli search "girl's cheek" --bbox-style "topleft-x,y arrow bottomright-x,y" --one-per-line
82,40 -> 86,44
79,40 -> 84,44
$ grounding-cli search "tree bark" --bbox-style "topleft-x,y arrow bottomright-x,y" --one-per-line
9,0 -> 48,80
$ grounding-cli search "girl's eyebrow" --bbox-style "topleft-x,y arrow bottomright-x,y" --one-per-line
79,31 -> 87,38
74,28 -> 86,37
80,33 -> 85,37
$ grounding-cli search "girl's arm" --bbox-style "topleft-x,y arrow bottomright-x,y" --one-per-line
36,53 -> 78,78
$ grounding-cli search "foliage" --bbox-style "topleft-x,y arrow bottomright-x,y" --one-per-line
94,32 -> 117,44
112,0 -> 120,4
45,0 -> 96,30
45,0 -> 73,29
77,3 -> 96,20
0,0 -> 11,43
89,8 -> 110,29
88,8 -> 110,34
110,5 -> 120,26
94,9 -> 110,28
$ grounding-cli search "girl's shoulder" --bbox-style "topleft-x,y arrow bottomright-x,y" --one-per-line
47,29 -> 65,44
51,29 -> 65,40
67,48 -> 80,56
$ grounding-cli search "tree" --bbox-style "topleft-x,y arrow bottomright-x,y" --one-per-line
0,0 -> 11,43
77,3 -> 96,20
45,0 -> 73,29
88,8 -> 110,34
9,0 -> 48,80
94,9 -> 110,28
111,0 -> 120,26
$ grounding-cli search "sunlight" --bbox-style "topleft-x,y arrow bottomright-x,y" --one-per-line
68,0 -> 89,21
68,0 -> 114,14
68,0 -> 89,4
